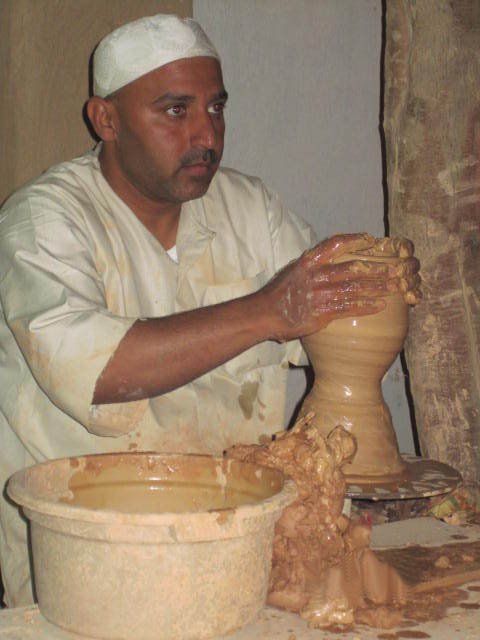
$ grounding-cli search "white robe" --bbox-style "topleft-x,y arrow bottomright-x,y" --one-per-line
0,148 -> 314,605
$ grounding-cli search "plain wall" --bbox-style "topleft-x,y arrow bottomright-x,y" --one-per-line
194,0 -> 415,453
0,0 -> 192,205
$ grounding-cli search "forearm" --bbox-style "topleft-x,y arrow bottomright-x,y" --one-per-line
92,292 -> 271,404
92,233 -> 421,406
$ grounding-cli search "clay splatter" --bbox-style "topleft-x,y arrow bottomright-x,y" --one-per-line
238,381 -> 259,420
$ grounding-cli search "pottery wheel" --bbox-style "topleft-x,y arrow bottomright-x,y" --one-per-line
346,454 -> 462,501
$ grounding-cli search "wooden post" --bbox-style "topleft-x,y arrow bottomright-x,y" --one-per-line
384,0 -> 480,482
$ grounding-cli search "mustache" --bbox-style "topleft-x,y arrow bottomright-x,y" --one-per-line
180,148 -> 217,167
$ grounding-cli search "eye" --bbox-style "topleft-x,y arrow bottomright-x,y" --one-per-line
208,101 -> 227,115
165,104 -> 187,117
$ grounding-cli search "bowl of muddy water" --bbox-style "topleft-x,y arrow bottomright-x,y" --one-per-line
8,452 -> 296,640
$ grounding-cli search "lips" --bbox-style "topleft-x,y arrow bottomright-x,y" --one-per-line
181,162 -> 212,176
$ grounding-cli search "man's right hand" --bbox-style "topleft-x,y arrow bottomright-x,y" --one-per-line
93,232 -> 420,404
255,233 -> 420,342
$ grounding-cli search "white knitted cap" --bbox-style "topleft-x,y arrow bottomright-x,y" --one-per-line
93,14 -> 220,97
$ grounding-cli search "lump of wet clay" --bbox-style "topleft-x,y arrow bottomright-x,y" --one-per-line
226,413 -> 409,629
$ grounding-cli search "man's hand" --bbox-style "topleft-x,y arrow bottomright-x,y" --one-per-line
254,233 -> 420,342
358,236 -> 422,305
93,232 -> 420,404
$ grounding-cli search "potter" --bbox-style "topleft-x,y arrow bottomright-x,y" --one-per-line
0,12 -> 420,609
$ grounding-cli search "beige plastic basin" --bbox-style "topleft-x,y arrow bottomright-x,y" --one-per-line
8,452 -> 296,640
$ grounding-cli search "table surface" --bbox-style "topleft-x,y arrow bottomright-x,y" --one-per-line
3,517 -> 480,640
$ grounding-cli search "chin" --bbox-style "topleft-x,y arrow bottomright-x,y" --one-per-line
180,177 -> 215,202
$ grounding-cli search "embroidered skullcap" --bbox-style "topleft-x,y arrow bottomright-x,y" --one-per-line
93,14 -> 220,97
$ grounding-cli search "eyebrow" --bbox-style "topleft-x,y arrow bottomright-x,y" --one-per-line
152,90 -> 229,105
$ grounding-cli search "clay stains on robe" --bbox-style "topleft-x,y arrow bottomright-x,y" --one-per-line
238,381 -> 260,420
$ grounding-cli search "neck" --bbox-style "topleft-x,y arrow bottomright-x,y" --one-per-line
99,145 -> 181,249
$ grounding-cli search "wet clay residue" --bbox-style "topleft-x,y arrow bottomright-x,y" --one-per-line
227,413 -> 409,629
61,453 -> 285,514
226,413 -> 480,631
377,540 -> 480,624
238,381 -> 259,420
377,540 -> 480,587
377,632 -> 431,639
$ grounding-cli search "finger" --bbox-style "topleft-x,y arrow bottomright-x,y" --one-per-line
374,237 -> 414,258
398,272 -> 421,291
410,273 -> 422,289
311,260 -> 394,284
394,257 -> 420,278
311,298 -> 387,318
404,288 -> 422,305
397,238 -> 414,258
309,283 -> 393,313
331,279 -> 395,298
304,233 -> 376,267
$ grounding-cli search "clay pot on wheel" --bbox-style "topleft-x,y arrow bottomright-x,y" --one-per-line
300,247 -> 409,483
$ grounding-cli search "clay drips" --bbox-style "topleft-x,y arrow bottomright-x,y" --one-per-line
301,518 -> 409,628
226,413 -> 409,629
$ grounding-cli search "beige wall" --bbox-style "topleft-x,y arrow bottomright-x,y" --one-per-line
0,0 -> 192,204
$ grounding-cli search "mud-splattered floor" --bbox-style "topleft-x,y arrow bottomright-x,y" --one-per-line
2,518 -> 480,640
2,594 -> 480,640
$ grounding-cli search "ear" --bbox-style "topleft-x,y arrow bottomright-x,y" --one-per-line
86,97 -> 119,142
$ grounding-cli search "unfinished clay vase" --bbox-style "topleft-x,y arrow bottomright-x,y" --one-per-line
300,244 -> 409,483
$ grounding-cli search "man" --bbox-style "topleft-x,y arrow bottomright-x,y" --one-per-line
0,14 -> 418,607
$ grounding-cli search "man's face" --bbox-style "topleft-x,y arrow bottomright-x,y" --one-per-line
107,57 -> 227,205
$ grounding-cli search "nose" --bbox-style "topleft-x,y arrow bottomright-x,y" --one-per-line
190,109 -> 221,149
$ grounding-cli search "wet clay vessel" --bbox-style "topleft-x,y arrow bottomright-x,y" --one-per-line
300,246 -> 409,483
7,452 -> 296,640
